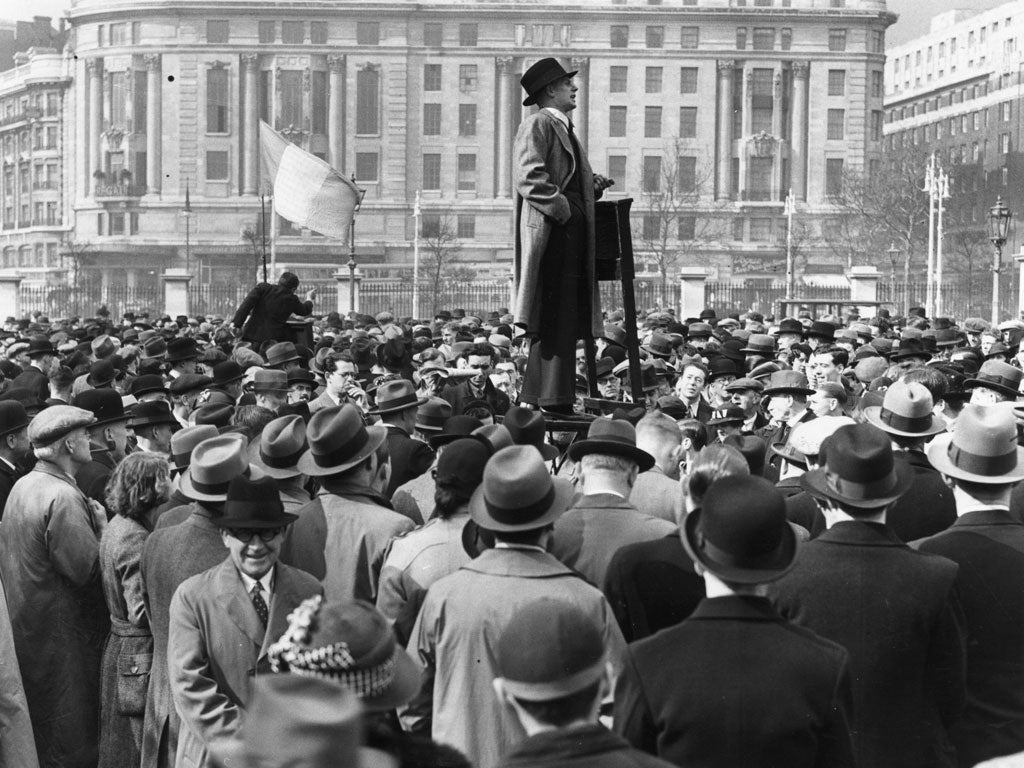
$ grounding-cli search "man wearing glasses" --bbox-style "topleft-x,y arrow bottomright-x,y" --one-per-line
167,474 -> 320,768
308,351 -> 368,414
441,344 -> 511,417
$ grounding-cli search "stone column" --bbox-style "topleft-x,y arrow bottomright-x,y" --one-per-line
144,54 -> 161,194
678,267 -> 708,318
1015,249 -> 1024,319
570,56 -> 589,148
327,55 -> 345,171
495,56 -> 514,198
88,59 -> 103,193
242,53 -> 259,195
0,272 -> 22,319
847,265 -> 881,317
738,66 -> 752,199
716,61 -> 735,201
791,62 -> 809,201
161,268 -> 192,317
334,269 -> 362,315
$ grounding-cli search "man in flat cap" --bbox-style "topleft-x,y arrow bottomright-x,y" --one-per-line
0,406 -> 109,768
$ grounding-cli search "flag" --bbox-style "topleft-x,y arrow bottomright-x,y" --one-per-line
259,121 -> 361,241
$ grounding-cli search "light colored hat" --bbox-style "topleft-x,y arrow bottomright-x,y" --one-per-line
927,403 -> 1024,484
28,405 -> 95,447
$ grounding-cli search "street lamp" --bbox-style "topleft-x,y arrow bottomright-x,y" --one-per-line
886,241 -> 900,314
988,196 -> 1013,324
347,172 -> 367,316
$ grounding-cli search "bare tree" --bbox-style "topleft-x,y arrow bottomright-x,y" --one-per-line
60,240 -> 94,317
421,210 -> 463,315
240,209 -> 269,284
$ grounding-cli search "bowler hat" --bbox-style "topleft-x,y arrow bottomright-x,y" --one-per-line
892,338 -> 932,362
178,433 -> 251,502
211,360 -> 244,387
74,388 -> 128,426
287,368 -> 316,387
682,475 -> 797,584
806,321 -> 836,341
128,374 -> 167,398
706,357 -> 738,383
252,369 -> 290,394
265,341 -> 301,368
367,379 -> 428,415
965,360 -> 1023,399
566,416 -> 655,471
86,360 -> 116,388
927,403 -> 1024,484
28,405 -> 95,447
297,404 -> 387,477
777,318 -> 804,336
0,401 -> 28,438
501,406 -> 559,461
800,423 -> 913,510
251,414 -> 308,479
762,370 -> 813,397
428,414 -> 484,449
469,445 -> 576,532
520,57 -> 577,107
170,424 -> 219,473
415,397 -> 453,432
214,474 -> 296,529
863,380 -> 945,437
165,337 -> 199,363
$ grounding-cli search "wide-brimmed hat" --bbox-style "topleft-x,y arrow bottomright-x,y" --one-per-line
86,360 -> 116,388
428,414 -> 484,449
469,445 -> 576,532
965,360 -> 1023,399
252,369 -> 291,394
601,324 -> 627,348
25,336 -> 56,357
74,388 -> 128,426
741,333 -> 776,356
682,475 -> 797,584
762,370 -> 813,397
251,414 -> 308,479
927,403 -> 1024,484
128,374 -> 168,399
800,423 -> 913,509
566,416 -> 655,471
179,433 -> 251,502
214,474 -> 296,529
501,406 -> 559,461
771,416 -> 855,467
520,57 -> 577,107
130,400 -> 180,430
265,341 -> 301,368
165,337 -> 199,363
862,380 -> 945,437
643,333 -> 674,358
170,424 -> 219,473
0,401 -> 28,438
367,379 -> 428,415
212,360 -> 244,387
297,404 -> 387,477
415,397 -> 453,432
806,321 -> 836,341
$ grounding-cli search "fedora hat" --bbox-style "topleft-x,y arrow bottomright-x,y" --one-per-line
806,321 -> 836,341
718,339 -> 745,363
287,368 -> 316,387
128,374 -> 167,399
415,397 -> 453,432
211,360 -> 244,387
741,333 -> 776,356
74,388 -> 128,426
927,403 -> 1024,484
170,424 -> 219,473
86,360 -> 116,388
776,318 -> 804,336
762,369 -> 813,397
169,374 -> 214,396
297,404 -> 387,477
892,338 -> 932,362
25,336 -> 56,357
520,57 -> 577,107
601,324 -> 627,348
91,334 -> 116,360
214,474 -> 297,529
252,414 -> 308,479
566,416 -> 655,471
862,380 -> 945,437
687,322 -> 713,339
500,406 -> 559,461
178,433 -> 251,502
141,337 -> 167,358
428,414 -> 483,449
0,401 -> 28,438
965,360 -> 1023,399
367,379 -> 428,415
643,333 -> 674,358
707,405 -> 745,427
130,400 -> 180,430
800,423 -> 913,509
594,356 -> 616,379
682,475 -> 797,584
252,369 -> 290,394
469,445 -> 576,532
265,341 -> 301,368
165,337 -> 199,363
472,423 -> 514,455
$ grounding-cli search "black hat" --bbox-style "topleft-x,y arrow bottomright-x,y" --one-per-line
212,360 -> 244,387
130,400 -> 180,430
503,406 -> 559,461
166,337 -> 199,363
520,58 -> 577,107
567,417 -> 655,471
0,401 -> 29,437
25,336 -> 57,358
214,475 -> 298,529
74,388 -> 128,426
806,321 -> 836,341
128,374 -> 167,398
428,415 -> 484,449
86,360 -> 116,388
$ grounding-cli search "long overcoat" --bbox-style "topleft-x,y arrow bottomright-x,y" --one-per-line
0,570 -> 38,768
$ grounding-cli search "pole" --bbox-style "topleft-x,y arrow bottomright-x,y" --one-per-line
412,190 -> 421,320
183,178 -> 193,276
993,242 -> 1003,325
270,199 -> 277,280
784,189 -> 794,301
935,169 -> 948,317
924,154 -> 935,318
903,248 -> 911,317
260,194 -> 268,283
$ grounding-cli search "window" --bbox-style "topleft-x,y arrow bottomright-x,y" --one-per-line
424,23 -> 443,46
1002,101 -> 1012,121
736,28 -> 747,50
459,65 -> 478,90
644,107 -> 662,138
610,66 -> 628,92
282,21 -> 304,43
207,20 -> 229,43
870,30 -> 884,53
732,218 -> 745,241
459,104 -> 477,136
110,23 -> 127,44
280,71 -> 303,127
109,71 -> 126,127
828,70 -> 845,96
825,158 -> 844,196
753,28 -> 775,50
972,141 -> 981,162
827,109 -> 845,140
357,22 -> 379,45
646,26 -> 664,48
680,67 -> 698,94
645,67 -> 662,93
611,26 -> 629,48
949,117 -> 956,136
678,216 -> 696,240
748,157 -> 772,201
828,29 -> 847,52
457,154 -> 476,191
871,71 -> 883,98
206,68 -> 229,133
679,107 -> 697,138
356,67 -> 379,134
608,155 -> 626,185
457,215 -> 475,239
643,156 -> 661,192
206,150 -> 229,180
422,153 -> 441,190
258,22 -> 275,43
458,24 -> 478,46
1000,133 -> 1011,153
423,104 -> 441,135
642,214 -> 660,241
310,22 -> 328,44
355,152 -> 378,181
871,111 -> 882,142
749,217 -> 772,241
680,27 -> 699,49
421,214 -> 441,238
973,111 -> 981,130
677,155 -> 697,191
609,106 -> 627,137
781,28 -> 792,50
311,71 -> 327,133
424,64 -> 442,91
109,212 -> 125,235
750,69 -> 773,134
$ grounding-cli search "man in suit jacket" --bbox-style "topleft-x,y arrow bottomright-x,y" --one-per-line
771,423 -> 966,768
440,344 -> 511,418
0,401 -> 30,520
615,476 -> 854,767
307,351 -> 369,415
74,389 -> 133,506
918,405 -> 1024,767
369,379 -> 434,500
758,370 -> 816,482
629,412 -> 683,522
168,475 -> 320,768
512,58 -> 612,413
229,272 -> 315,346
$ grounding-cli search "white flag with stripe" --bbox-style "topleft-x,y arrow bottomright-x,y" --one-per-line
259,121 -> 360,241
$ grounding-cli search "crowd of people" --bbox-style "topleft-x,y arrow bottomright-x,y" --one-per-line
0,269 -> 1023,768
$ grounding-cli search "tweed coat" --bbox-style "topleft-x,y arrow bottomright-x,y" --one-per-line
512,109 -> 601,338
403,547 -> 626,768
0,460 -> 108,768
771,521 -> 966,768
0,570 -> 38,768
168,559 -> 321,768
916,508 -> 1024,767
139,503 -> 233,768
230,282 -> 313,345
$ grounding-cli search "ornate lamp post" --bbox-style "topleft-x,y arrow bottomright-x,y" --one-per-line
886,241 -> 900,314
988,196 -> 1012,324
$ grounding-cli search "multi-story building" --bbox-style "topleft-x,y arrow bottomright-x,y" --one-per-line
60,0 -> 891,292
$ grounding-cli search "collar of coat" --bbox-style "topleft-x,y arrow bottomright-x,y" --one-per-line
816,520 -> 905,548
569,492 -> 638,511
461,547 -> 576,579
689,594 -> 784,623
950,507 -> 1022,528
503,724 -> 634,765
318,478 -> 394,510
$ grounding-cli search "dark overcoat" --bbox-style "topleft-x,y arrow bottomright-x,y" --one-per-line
230,283 -> 312,345
384,424 -> 435,501
886,450 -> 957,542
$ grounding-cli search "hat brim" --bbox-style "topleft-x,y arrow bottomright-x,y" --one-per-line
178,471 -> 232,502
165,353 -> 199,363
770,440 -> 807,467
681,507 -> 798,585
762,386 -> 814,397
296,425 -> 387,477
469,476 -> 575,532
522,69 -> 578,106
359,648 -> 422,711
566,439 -> 656,471
964,379 -> 1021,399
367,395 -> 430,416
707,418 -> 744,428
428,432 -> 474,449
862,406 -> 946,438
248,442 -> 304,479
130,417 -> 182,431
211,509 -> 298,528
798,462 -> 914,509
925,432 -> 1024,484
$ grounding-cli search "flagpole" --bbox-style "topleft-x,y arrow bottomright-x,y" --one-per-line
270,198 -> 277,281
183,178 -> 193,276
260,194 -> 268,283
412,191 -> 421,320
